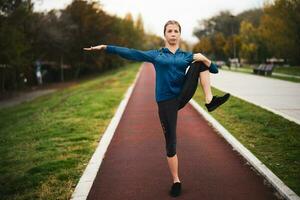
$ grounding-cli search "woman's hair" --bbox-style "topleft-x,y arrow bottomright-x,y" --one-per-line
163,20 -> 181,35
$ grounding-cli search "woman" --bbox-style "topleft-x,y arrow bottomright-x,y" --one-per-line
84,20 -> 230,197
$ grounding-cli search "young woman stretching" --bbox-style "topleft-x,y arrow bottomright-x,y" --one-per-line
84,20 -> 230,198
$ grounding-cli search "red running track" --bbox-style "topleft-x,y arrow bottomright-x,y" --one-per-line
87,63 -> 278,200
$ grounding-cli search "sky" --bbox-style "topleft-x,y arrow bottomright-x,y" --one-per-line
33,0 -> 266,44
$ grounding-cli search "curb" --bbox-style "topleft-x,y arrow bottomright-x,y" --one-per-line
189,99 -> 300,200
70,64 -> 143,200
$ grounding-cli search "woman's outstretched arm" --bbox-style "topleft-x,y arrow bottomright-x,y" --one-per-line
83,44 -> 158,63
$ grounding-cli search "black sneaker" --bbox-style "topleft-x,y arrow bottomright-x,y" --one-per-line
205,93 -> 230,112
169,182 -> 181,197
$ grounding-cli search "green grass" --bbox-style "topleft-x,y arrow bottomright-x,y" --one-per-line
226,64 -> 300,76
193,87 -> 300,196
0,63 -> 140,200
273,66 -> 300,76
221,66 -> 300,83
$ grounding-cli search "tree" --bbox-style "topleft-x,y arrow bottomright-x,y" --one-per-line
259,0 -> 300,64
192,8 -> 264,62
193,37 -> 213,56
213,32 -> 226,60
239,21 -> 258,63
135,13 -> 144,34
0,0 -> 164,91
0,0 -> 34,91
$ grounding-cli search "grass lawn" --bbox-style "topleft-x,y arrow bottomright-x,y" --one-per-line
273,66 -> 300,76
0,63 -> 140,200
193,87 -> 300,196
221,66 -> 300,83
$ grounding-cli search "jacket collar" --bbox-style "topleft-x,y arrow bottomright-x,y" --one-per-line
161,47 -> 183,54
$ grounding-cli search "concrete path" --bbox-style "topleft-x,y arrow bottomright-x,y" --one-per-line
87,63 -> 278,200
211,70 -> 300,124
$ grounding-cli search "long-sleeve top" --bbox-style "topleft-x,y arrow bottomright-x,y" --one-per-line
106,45 -> 214,102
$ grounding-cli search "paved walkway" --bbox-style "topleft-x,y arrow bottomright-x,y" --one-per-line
87,63 -> 277,200
211,70 -> 300,124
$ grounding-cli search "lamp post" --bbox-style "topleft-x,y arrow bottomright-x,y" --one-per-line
230,14 -> 236,59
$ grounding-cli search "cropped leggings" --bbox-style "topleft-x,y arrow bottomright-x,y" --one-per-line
157,62 -> 208,157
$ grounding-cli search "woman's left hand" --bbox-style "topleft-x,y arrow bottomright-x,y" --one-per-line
192,53 -> 206,63
192,53 -> 211,66
83,45 -> 107,51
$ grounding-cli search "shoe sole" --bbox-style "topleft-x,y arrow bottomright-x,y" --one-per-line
207,93 -> 230,112
169,191 -> 181,197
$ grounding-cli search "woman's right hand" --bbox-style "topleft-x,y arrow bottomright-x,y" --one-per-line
83,44 -> 107,51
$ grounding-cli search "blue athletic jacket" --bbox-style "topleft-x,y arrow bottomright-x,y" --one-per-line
106,45 -> 214,102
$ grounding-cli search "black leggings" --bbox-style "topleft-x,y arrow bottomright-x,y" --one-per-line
157,62 -> 207,157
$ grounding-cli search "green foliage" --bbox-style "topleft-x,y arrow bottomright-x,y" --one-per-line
0,0 -> 155,92
193,1 -> 299,65
0,0 -> 33,90
239,21 -> 259,62
259,0 -> 300,64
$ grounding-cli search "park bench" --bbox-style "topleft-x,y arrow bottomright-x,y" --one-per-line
253,64 -> 274,76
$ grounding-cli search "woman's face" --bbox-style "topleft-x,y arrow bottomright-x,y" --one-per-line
164,24 -> 181,46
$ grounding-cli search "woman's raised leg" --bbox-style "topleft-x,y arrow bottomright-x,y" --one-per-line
177,62 -> 207,110
199,70 -> 213,104
177,61 -> 230,111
